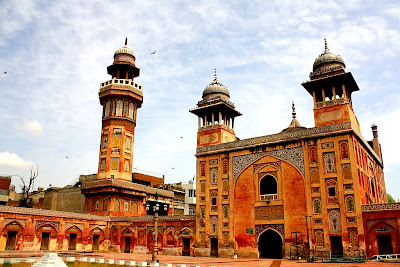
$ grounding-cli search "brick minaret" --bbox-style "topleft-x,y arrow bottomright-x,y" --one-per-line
97,38 -> 143,181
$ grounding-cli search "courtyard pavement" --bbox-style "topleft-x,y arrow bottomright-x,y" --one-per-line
0,251 -> 398,267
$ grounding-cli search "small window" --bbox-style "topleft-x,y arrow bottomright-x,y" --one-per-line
328,187 -> 336,197
211,197 -> 217,206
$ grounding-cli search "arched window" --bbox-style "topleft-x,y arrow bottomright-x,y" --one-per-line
128,103 -> 134,119
222,158 -> 228,174
116,100 -> 123,116
87,199 -> 92,212
328,210 -> 341,232
260,175 -> 277,201
310,168 -> 319,183
310,146 -> 318,163
200,162 -> 206,176
105,101 -> 110,118
124,200 -> 129,212
95,199 -> 100,211
342,165 -> 352,179
346,196 -> 355,212
340,141 -> 349,159
315,230 -> 324,247
200,206 -> 205,219
210,217 -> 218,235
200,181 -> 206,193
223,179 -> 229,191
223,206 -> 229,219
132,201 -> 138,213
313,199 -> 321,213
103,197 -> 109,211
114,199 -> 120,211
324,153 -> 336,173
210,168 -> 218,185
349,229 -> 359,247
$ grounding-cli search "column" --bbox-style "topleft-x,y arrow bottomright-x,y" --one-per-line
211,113 -> 215,126
219,112 -> 222,125
312,90 -> 316,108
322,89 -> 326,106
332,86 -> 336,102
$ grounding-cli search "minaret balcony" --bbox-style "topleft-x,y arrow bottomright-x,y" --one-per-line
99,78 -> 143,97
316,98 -> 348,108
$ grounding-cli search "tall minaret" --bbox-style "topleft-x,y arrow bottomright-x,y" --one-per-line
97,38 -> 143,181
302,39 -> 361,132
190,70 -> 241,147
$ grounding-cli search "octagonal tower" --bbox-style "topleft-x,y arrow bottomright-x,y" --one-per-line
97,38 -> 143,181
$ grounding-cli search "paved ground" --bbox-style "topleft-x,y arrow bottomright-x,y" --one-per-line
0,251 -> 398,267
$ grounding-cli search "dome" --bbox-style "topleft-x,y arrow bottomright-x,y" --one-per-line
202,70 -> 230,102
114,38 -> 136,59
312,39 -> 345,75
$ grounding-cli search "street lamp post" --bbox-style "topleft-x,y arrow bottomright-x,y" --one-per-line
152,203 -> 159,263
145,193 -> 168,263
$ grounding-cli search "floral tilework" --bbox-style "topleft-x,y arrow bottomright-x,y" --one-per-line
233,146 -> 304,185
197,122 -> 351,154
209,159 -> 218,165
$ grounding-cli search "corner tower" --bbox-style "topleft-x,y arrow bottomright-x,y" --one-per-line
97,38 -> 143,181
302,39 -> 361,132
190,70 -> 242,147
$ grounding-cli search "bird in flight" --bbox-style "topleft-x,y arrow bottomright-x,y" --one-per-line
3,72 -> 6,74
151,50 -> 156,54
66,156 -> 69,159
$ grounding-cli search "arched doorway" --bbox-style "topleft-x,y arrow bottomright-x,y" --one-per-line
258,229 -> 282,258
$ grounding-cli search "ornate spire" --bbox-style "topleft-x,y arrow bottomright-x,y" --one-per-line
324,38 -> 329,53
213,69 -> 218,84
292,101 -> 296,119
283,101 -> 304,132
125,37 -> 128,46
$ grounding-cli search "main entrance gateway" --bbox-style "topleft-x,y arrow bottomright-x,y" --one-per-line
258,229 -> 283,258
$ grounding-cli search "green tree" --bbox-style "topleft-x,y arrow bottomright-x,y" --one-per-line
387,193 -> 395,203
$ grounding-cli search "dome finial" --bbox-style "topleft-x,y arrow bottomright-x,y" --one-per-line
125,37 -> 128,46
292,101 -> 296,119
324,38 -> 329,53
213,69 -> 218,83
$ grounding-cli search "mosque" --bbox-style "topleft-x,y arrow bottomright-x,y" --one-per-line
0,39 -> 399,259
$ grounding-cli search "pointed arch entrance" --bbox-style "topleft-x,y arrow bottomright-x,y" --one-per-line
258,229 -> 283,258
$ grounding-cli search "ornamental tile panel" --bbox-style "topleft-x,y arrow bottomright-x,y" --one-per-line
233,146 -> 304,185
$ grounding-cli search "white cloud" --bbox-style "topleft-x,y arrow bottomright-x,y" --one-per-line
14,120 -> 43,136
0,151 -> 33,169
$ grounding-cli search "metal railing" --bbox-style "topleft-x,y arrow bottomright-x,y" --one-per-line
260,194 -> 278,201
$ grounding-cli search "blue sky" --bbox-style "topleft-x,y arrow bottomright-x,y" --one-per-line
1,0 -> 400,198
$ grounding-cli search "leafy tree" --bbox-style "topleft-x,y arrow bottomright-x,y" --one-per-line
17,165 -> 40,208
387,193 -> 395,203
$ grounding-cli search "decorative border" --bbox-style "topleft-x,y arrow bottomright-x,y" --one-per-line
65,222 -> 84,232
35,221 -> 60,232
3,218 -> 26,229
197,122 -> 351,154
233,146 -> 304,185
362,203 -> 400,211
255,224 -> 284,243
